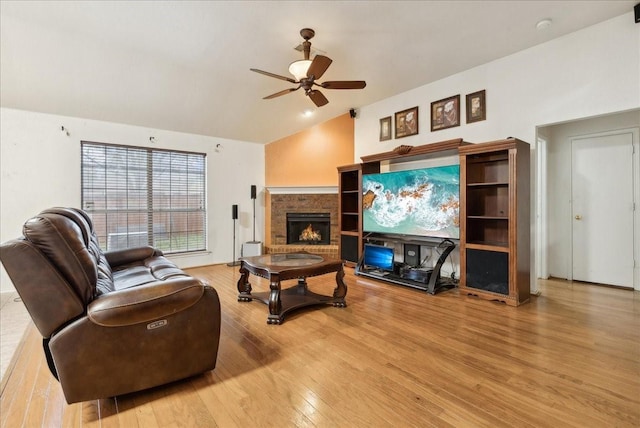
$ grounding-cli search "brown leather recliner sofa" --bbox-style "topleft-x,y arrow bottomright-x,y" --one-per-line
0,207 -> 221,404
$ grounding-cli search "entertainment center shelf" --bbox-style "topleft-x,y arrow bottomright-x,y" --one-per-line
464,150 -> 510,251
357,236 -> 456,295
338,163 -> 379,264
337,137 -> 531,306
459,138 -> 530,306
338,139 -> 467,266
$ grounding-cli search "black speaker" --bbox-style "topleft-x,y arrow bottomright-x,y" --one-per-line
232,204 -> 238,220
635,3 -> 640,23
404,244 -> 421,267
466,249 -> 508,295
341,235 -> 359,263
349,108 -> 356,118
250,185 -> 257,199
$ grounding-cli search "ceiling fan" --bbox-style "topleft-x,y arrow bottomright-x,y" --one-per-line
250,28 -> 366,107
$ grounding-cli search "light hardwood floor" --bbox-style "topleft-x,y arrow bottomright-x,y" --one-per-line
0,292 -> 30,380
1,264 -> 639,427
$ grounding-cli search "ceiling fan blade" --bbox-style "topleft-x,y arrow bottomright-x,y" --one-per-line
263,87 -> 299,99
250,68 -> 297,84
308,90 -> 329,107
306,55 -> 332,80
321,80 -> 367,90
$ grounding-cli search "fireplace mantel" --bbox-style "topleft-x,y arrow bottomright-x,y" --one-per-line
267,186 -> 338,195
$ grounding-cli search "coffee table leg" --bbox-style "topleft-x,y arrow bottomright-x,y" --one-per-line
237,265 -> 253,302
332,266 -> 347,307
267,277 -> 283,324
296,277 -> 308,294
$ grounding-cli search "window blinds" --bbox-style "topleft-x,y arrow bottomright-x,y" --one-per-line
81,141 -> 206,253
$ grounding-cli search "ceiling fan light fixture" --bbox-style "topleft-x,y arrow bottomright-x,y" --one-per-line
251,28 -> 365,107
288,59 -> 312,81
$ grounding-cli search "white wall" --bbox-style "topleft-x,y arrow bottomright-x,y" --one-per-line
0,108 -> 265,293
354,13 -> 640,293
355,13 -> 639,159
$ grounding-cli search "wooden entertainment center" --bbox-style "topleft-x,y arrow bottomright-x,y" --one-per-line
338,137 -> 530,306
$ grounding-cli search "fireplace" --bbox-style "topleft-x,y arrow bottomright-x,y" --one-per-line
267,192 -> 339,259
286,213 -> 331,245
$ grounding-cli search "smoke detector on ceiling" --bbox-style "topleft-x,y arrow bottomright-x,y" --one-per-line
536,18 -> 552,30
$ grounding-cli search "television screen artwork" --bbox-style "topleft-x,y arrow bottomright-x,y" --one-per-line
362,165 -> 460,239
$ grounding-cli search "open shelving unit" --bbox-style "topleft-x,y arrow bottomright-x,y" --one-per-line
464,150 -> 510,249
459,138 -> 530,306
337,163 -> 379,265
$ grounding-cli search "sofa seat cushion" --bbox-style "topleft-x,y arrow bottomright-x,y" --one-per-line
110,256 -> 189,291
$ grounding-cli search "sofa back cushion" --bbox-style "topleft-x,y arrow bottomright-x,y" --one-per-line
61,208 -> 115,295
22,208 -> 107,304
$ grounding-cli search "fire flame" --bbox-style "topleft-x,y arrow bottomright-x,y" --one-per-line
299,223 -> 322,242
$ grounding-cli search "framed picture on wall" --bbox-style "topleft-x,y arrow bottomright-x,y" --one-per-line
466,90 -> 486,123
394,107 -> 418,139
379,116 -> 392,141
430,95 -> 460,131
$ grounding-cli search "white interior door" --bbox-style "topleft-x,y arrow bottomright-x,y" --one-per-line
571,132 -> 635,287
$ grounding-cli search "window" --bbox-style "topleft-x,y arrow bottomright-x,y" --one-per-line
81,141 -> 206,254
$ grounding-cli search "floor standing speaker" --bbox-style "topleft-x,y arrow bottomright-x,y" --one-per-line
227,205 -> 240,266
245,186 -> 262,256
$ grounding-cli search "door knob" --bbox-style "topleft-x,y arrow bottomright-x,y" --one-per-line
575,215 -> 582,220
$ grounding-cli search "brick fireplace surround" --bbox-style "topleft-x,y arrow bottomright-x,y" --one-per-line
267,192 -> 339,259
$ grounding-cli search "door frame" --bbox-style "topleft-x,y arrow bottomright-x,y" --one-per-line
536,135 -> 548,281
567,128 -> 639,289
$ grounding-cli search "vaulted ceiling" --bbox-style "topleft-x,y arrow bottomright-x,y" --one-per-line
1,1 -> 635,144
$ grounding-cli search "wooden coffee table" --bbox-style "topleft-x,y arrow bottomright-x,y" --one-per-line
237,252 -> 347,324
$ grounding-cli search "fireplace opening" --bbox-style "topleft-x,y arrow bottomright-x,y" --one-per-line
286,213 -> 330,245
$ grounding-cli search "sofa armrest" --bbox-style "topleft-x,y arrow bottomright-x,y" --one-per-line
87,277 -> 207,327
50,285 -> 221,403
104,246 -> 162,267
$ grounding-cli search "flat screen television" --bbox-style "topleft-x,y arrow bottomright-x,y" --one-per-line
363,244 -> 395,271
362,164 -> 460,239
